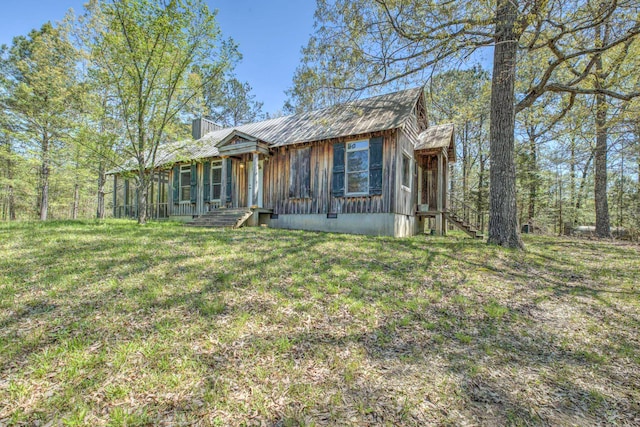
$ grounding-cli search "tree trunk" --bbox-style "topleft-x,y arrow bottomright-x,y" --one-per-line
593,12 -> 611,238
39,133 -> 50,221
5,143 -> 16,221
462,120 -> 469,222
576,149 -> 594,213
137,169 -> 148,225
558,168 -> 563,235
488,0 -> 524,249
570,136 -> 576,224
72,183 -> 79,219
96,161 -> 106,219
478,153 -> 486,231
8,185 -> 15,221
594,86 -> 611,238
527,133 -> 537,221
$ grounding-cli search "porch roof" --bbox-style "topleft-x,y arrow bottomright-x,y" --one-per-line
415,123 -> 456,161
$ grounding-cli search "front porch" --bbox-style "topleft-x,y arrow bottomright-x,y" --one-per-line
414,124 -> 455,235
414,124 -> 483,239
111,130 -> 271,221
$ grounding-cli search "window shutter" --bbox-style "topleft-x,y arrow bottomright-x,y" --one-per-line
369,137 -> 383,195
225,158 -> 232,203
203,161 -> 211,203
332,142 -> 345,197
172,165 -> 179,203
190,163 -> 197,204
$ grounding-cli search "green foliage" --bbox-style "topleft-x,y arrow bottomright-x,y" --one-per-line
89,0 -> 238,223
206,77 -> 264,126
2,22 -> 81,220
288,0 -> 640,246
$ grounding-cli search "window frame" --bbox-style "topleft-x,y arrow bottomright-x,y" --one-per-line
401,152 -> 412,191
345,139 -> 370,196
179,164 -> 191,203
210,160 -> 223,201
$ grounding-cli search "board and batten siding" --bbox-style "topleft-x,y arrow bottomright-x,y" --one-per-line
262,130 -> 400,215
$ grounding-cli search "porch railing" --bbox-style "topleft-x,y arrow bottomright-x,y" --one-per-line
448,195 -> 488,234
115,203 -> 169,219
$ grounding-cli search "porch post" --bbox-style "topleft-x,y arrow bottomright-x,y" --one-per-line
252,152 -> 259,207
443,151 -> 448,235
156,172 -> 161,219
417,164 -> 423,206
220,156 -> 228,207
436,151 -> 443,235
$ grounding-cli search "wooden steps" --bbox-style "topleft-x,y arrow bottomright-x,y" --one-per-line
185,208 -> 253,229
444,212 -> 484,239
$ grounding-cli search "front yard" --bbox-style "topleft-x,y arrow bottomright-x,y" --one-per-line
1,220 -> 638,425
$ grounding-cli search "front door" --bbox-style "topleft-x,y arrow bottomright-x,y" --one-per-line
247,159 -> 264,207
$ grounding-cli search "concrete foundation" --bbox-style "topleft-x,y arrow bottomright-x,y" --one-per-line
268,213 -> 419,237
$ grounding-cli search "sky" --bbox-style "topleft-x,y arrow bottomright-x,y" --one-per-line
0,0 -> 316,115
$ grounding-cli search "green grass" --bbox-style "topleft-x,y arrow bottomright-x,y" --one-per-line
1,219 -> 639,425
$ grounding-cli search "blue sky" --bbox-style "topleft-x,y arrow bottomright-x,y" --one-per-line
0,0 -> 316,115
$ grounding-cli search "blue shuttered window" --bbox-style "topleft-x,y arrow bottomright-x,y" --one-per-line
332,142 -> 345,197
369,137 -> 383,195
333,137 -> 383,197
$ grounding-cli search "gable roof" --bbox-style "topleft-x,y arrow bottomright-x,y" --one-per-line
415,123 -> 456,161
109,86 -> 425,173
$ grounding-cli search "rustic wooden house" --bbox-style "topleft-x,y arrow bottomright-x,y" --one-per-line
111,87 -> 467,237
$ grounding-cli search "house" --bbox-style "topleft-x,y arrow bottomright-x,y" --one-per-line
111,86 -> 460,237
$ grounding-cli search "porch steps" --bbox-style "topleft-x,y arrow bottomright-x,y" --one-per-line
184,208 -> 253,229
444,212 -> 484,239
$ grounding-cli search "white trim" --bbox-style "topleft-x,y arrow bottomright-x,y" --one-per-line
345,139 -> 369,196
179,164 -> 191,202
401,152 -> 412,191
210,160 -> 223,202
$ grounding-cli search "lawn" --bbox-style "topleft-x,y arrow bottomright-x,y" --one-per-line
0,220 -> 639,426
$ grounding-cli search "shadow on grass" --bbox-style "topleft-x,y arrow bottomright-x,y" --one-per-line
1,222 -> 639,425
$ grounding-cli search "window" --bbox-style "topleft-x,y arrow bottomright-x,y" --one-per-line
180,165 -> 191,202
402,153 -> 411,189
346,140 -> 369,195
211,160 -> 222,200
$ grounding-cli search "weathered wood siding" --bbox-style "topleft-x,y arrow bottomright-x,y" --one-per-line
263,131 -> 399,215
230,156 -> 248,208
396,128 -> 418,216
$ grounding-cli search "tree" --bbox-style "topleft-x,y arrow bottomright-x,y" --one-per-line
427,67 -> 491,227
290,0 -> 640,248
207,78 -> 263,127
3,23 -> 79,220
89,0 -> 237,224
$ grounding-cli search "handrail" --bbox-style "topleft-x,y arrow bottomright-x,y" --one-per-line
448,195 -> 488,233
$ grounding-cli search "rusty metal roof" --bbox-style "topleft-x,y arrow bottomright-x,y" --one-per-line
110,86 -> 426,173
196,86 -> 424,148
